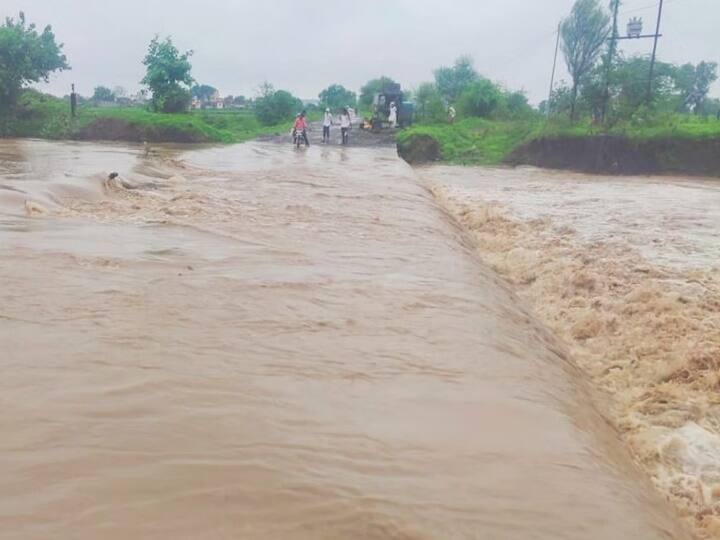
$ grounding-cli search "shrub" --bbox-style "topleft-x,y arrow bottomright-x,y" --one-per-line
255,89 -> 302,125
160,85 -> 191,113
457,79 -> 504,118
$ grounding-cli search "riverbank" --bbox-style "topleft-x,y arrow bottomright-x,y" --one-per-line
0,90 -> 289,143
397,116 -> 720,177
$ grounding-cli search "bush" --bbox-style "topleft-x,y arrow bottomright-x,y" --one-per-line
255,89 -> 302,125
414,82 -> 447,123
457,79 -> 504,118
160,85 -> 191,113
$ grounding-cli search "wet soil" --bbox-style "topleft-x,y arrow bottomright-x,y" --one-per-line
507,135 -> 720,177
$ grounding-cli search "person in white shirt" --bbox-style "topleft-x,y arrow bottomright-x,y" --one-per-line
322,108 -> 334,143
388,102 -> 398,128
339,108 -> 352,145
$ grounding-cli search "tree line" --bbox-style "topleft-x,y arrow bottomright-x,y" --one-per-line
551,0 -> 719,122
1,8 -> 717,129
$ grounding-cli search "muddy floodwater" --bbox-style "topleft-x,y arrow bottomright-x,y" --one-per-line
0,139 -> 699,539
423,166 -> 720,537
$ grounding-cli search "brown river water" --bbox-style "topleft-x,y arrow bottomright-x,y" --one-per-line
0,138 -> 703,539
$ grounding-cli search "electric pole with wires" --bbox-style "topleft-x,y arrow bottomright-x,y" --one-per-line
602,0 -> 665,121
601,0 -> 621,123
647,0 -> 665,102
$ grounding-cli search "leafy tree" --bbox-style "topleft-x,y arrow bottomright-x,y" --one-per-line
192,84 -> 217,102
162,86 -> 192,114
675,61 -> 718,114
434,55 -> 479,104
319,84 -> 356,109
141,36 -> 194,113
359,76 -> 397,110
704,97 -> 720,117
113,86 -> 127,98
0,12 -> 69,110
611,56 -> 677,115
546,81 -> 574,117
456,78 -> 504,118
505,90 -> 533,118
257,81 -> 275,99
414,82 -> 446,122
92,86 -> 115,102
254,88 -> 302,125
561,0 -> 611,119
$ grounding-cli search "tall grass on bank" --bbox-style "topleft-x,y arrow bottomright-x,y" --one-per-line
398,114 -> 720,165
0,90 -> 289,143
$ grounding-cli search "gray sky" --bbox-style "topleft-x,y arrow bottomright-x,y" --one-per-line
3,0 -> 719,103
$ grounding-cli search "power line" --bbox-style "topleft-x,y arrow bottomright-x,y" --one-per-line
619,0 -> 681,17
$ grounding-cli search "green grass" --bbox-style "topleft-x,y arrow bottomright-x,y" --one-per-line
1,90 -> 290,143
398,113 -> 720,165
398,118 -> 543,165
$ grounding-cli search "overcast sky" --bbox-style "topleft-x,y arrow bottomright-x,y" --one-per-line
3,0 -> 719,103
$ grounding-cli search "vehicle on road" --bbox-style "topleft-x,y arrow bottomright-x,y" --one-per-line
371,83 -> 414,130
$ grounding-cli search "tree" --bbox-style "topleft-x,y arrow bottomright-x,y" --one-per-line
561,0 -> 611,119
611,55 -> 676,115
456,78 -> 504,118
505,90 -> 533,118
359,76 -> 397,110
434,55 -> 479,104
93,86 -> 115,102
414,82 -> 447,122
0,12 -> 69,110
318,84 -> 356,110
192,84 -> 217,102
141,36 -> 194,113
676,61 -> 718,114
546,81 -> 575,117
254,88 -> 302,125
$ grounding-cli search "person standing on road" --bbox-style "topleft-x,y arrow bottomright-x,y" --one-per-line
388,101 -> 398,128
322,108 -> 334,144
339,108 -> 351,145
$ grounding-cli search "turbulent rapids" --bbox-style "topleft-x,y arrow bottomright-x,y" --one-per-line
0,138 -> 707,539
422,166 -> 720,538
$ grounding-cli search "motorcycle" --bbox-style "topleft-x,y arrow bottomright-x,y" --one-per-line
293,128 -> 307,149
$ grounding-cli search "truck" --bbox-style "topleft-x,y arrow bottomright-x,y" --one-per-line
371,83 -> 414,130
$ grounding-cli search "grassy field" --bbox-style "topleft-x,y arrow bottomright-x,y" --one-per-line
397,114 -> 720,166
0,90 -> 290,143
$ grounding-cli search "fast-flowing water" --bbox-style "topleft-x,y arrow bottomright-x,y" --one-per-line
0,139 -> 692,539
421,165 -> 720,537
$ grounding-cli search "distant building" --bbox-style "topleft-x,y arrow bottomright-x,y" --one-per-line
194,90 -> 227,110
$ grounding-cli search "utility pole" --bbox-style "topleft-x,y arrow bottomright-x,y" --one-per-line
602,1 -> 663,113
601,0 -> 620,123
70,83 -> 77,118
647,0 -> 665,102
546,21 -> 562,118
547,20 -> 561,118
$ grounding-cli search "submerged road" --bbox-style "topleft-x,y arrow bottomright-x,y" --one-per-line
0,139 -> 691,539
